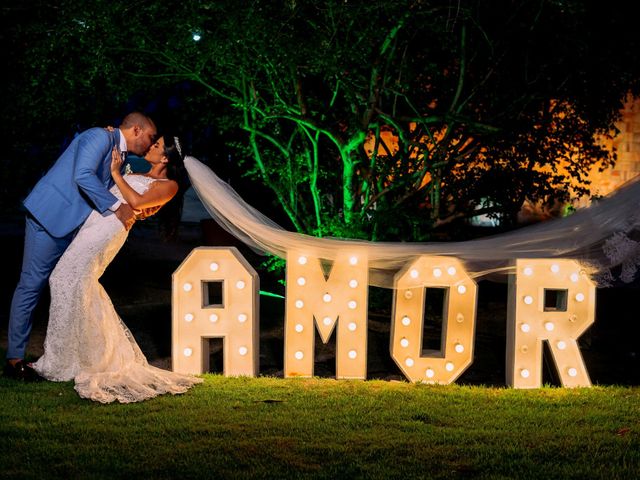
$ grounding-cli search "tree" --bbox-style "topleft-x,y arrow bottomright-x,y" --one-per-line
3,0 -> 639,239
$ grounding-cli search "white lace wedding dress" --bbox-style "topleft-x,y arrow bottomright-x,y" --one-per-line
33,174 -> 202,403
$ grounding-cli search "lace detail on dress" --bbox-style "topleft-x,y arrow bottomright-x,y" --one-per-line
600,232 -> 640,284
33,175 -> 201,403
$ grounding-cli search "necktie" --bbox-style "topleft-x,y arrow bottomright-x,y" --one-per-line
120,151 -> 129,174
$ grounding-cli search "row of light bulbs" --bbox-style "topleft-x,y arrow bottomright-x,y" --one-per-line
183,345 -> 250,358
520,366 -> 578,379
298,255 -> 360,266
522,264 -> 582,282
522,293 -> 585,304
410,266 -> 457,278
292,349 -> 359,361
183,312 -> 248,324
292,320 -> 358,332
520,322 -> 574,337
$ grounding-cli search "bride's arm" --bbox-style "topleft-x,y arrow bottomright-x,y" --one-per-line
110,147 -> 178,210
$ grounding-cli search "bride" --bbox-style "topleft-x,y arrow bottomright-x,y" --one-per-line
34,134 -> 202,403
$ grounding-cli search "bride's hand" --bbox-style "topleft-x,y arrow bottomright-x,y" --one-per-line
104,126 -> 115,132
135,205 -> 162,220
111,146 -> 123,175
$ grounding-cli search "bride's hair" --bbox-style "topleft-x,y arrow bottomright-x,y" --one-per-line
157,134 -> 189,241
162,135 -> 186,185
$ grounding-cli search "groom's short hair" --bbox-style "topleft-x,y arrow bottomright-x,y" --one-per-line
121,112 -> 154,130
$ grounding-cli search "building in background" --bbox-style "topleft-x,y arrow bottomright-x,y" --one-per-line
585,96 -> 640,200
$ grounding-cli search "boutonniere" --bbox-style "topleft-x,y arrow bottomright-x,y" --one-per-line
124,163 -> 133,175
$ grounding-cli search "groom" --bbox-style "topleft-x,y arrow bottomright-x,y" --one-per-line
4,112 -> 157,381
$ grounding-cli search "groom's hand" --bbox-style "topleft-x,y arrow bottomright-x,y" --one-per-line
115,203 -> 136,231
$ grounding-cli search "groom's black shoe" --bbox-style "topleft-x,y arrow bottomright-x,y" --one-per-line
3,360 -> 44,382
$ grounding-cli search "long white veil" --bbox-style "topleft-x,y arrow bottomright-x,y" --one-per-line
184,156 -> 640,287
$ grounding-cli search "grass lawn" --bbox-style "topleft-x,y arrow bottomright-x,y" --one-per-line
0,376 -> 638,479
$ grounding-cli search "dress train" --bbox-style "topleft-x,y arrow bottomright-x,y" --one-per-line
34,175 -> 202,403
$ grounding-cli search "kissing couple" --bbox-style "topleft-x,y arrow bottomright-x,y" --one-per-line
5,112 -> 202,403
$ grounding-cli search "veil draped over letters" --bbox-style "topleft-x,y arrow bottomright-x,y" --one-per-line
185,156 -> 640,288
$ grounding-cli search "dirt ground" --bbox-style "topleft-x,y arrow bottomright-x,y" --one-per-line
1,214 -> 639,386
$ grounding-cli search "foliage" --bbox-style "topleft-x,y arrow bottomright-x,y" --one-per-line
3,0 -> 640,238
1,376 -> 639,479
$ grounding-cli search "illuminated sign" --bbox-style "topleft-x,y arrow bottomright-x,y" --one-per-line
173,248 -> 596,388
391,256 -> 477,384
284,251 -> 369,379
172,247 -> 259,376
506,259 -> 595,388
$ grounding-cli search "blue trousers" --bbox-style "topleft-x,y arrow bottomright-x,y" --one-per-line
7,215 -> 75,360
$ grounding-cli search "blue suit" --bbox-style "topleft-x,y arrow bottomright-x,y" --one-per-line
7,127 -> 121,360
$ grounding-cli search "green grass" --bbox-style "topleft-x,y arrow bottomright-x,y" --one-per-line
1,376 -> 638,479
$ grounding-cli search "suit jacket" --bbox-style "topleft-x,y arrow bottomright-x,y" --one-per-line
24,127 -> 121,238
